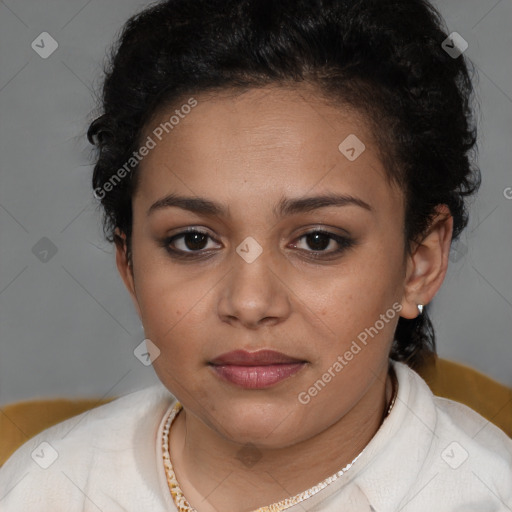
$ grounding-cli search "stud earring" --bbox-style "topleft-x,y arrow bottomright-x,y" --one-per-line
417,304 -> 424,314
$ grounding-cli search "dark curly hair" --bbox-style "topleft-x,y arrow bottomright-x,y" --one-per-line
87,0 -> 481,370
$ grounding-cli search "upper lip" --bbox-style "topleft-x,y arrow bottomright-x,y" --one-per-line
209,349 -> 306,366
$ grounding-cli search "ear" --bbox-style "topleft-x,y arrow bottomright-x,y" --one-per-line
400,204 -> 453,319
114,228 -> 142,319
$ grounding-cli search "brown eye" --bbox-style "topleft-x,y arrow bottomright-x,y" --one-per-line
302,232 -> 333,251
292,230 -> 354,257
164,229 -> 220,255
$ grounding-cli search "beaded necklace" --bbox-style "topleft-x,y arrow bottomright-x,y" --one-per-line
161,369 -> 398,511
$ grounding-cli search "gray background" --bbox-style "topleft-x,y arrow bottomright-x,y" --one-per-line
0,0 -> 511,407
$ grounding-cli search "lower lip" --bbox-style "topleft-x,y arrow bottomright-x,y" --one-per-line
210,363 -> 305,389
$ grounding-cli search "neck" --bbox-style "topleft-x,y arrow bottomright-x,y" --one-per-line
169,364 -> 394,512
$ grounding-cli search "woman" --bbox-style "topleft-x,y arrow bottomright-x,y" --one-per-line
1,0 -> 511,510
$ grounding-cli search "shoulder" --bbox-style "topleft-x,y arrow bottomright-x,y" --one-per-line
432,393 -> 512,469
395,361 -> 512,509
0,383 -> 176,510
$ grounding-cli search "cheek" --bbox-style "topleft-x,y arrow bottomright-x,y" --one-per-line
132,248 -> 195,346
137,276 -> 202,352
306,243 -> 403,357
136,265 -> 212,396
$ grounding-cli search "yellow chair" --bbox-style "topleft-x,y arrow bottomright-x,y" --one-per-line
1,357 -> 511,467
416,356 -> 511,436
0,397 -> 115,467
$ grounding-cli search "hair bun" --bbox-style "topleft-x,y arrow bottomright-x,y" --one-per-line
87,114 -> 111,146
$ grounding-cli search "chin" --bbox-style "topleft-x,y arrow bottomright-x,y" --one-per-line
211,399 -> 307,448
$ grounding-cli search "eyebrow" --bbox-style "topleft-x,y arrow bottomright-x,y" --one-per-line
147,192 -> 373,218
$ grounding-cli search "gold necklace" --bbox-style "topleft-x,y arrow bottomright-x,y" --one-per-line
161,369 -> 398,512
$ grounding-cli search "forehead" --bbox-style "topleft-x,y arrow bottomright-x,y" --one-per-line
135,86 -> 403,220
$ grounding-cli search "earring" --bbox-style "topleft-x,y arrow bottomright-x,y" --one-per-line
417,304 -> 424,314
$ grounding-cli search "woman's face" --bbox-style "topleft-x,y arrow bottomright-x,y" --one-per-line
120,86 -> 410,447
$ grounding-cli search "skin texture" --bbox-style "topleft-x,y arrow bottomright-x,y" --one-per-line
115,85 -> 453,512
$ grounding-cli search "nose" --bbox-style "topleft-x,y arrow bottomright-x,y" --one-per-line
216,245 -> 292,329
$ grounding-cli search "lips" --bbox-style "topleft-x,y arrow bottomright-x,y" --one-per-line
209,350 -> 307,389
209,349 -> 305,366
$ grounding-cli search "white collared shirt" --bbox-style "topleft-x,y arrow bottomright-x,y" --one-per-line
1,361 -> 511,511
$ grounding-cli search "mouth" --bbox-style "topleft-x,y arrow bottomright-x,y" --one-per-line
208,349 -> 307,389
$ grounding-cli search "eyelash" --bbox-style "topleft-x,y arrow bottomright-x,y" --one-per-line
161,228 -> 355,260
